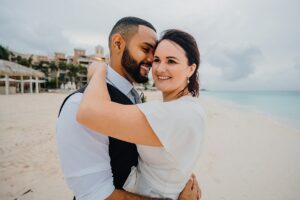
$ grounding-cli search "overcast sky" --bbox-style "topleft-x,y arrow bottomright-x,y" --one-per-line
1,0 -> 299,90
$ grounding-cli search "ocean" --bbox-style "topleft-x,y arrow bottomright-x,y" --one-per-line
201,91 -> 300,131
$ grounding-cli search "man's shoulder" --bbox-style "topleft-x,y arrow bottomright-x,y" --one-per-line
58,92 -> 83,118
64,92 -> 83,105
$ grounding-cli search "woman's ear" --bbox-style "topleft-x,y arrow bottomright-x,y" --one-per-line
188,63 -> 197,78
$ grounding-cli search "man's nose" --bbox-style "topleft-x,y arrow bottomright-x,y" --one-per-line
146,52 -> 154,63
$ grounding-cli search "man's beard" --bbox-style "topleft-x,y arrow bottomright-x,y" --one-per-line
121,47 -> 150,83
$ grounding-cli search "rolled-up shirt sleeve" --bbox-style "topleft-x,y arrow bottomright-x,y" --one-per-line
56,93 -> 114,200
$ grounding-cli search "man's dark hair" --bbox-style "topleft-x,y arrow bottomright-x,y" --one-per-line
108,16 -> 156,51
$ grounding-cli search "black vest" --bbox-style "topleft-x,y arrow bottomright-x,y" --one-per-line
58,84 -> 138,190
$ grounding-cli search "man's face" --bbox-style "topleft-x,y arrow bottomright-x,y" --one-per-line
121,25 -> 157,83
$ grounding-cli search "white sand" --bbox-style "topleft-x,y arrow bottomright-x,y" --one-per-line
195,95 -> 300,200
0,92 -> 299,200
0,93 -> 72,200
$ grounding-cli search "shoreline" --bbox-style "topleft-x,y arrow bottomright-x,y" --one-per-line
199,93 -> 300,133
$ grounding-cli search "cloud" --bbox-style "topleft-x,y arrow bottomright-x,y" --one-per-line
294,57 -> 300,69
0,0 -> 299,90
205,44 -> 263,81
0,5 -> 72,55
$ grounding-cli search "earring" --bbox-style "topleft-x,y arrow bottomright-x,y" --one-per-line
187,77 -> 190,84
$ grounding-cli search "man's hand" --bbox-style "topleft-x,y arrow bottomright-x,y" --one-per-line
178,174 -> 201,200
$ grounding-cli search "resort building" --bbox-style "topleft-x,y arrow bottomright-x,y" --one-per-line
2,45 -> 107,92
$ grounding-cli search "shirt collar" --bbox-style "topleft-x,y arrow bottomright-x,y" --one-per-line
106,65 -> 133,96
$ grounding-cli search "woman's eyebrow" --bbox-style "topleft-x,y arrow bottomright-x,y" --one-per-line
166,56 -> 179,61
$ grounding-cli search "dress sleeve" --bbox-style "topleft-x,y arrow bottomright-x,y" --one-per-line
137,98 -> 206,173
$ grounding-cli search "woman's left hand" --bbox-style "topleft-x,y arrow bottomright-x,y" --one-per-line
87,61 -> 107,82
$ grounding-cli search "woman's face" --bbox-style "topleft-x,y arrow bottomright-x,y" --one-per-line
152,39 -> 195,95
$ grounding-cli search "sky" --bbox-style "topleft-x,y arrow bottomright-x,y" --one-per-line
1,0 -> 300,91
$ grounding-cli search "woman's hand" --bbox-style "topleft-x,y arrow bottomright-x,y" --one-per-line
87,61 -> 107,82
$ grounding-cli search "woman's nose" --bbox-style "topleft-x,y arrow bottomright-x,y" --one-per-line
155,63 -> 167,73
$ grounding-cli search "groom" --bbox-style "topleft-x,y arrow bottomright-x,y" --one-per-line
57,16 -> 200,199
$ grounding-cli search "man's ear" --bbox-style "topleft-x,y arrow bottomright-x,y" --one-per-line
111,34 -> 125,54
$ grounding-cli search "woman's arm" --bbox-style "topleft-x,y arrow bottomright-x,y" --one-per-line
77,62 -> 162,147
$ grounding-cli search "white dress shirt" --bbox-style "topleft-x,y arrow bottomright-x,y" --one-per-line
56,65 -> 136,200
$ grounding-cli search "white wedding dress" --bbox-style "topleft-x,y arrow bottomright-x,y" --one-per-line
123,96 -> 206,199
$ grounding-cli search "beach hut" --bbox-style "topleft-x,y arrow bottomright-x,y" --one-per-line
0,59 -> 45,95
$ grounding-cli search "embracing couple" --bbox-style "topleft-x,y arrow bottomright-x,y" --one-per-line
56,16 -> 206,200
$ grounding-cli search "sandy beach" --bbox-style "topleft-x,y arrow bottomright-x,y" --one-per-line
0,91 -> 300,200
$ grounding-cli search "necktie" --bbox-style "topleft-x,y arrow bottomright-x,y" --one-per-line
130,88 -> 141,104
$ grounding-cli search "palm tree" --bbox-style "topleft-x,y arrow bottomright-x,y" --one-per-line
0,45 -> 10,60
28,55 -> 33,68
49,61 -> 59,88
67,63 -> 79,83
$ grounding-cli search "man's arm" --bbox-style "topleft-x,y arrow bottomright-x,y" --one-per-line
106,175 -> 201,200
106,189 -> 170,200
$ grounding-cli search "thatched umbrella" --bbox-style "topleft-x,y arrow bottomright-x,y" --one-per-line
0,59 -> 45,94
0,59 -> 44,77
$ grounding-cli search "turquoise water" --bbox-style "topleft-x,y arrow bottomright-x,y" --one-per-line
201,91 -> 300,130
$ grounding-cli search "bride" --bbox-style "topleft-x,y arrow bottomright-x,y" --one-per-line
77,29 -> 206,200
